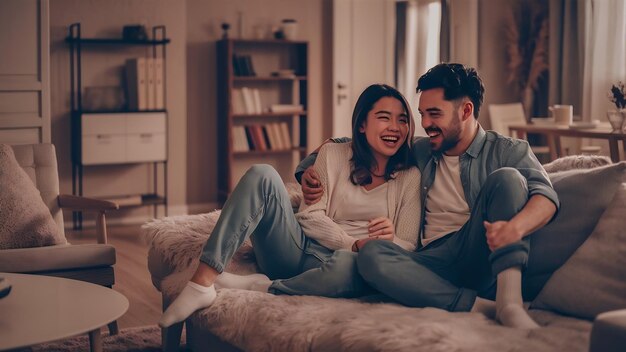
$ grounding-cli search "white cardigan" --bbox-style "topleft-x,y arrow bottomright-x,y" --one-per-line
295,143 -> 421,251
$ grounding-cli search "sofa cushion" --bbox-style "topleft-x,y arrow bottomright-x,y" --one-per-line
0,144 -> 65,249
532,183 -> 626,319
522,162 -> 626,300
0,243 -> 116,273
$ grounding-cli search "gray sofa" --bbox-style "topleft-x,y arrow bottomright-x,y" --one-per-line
144,158 -> 626,352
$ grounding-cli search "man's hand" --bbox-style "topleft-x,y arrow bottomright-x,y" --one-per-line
301,167 -> 323,205
368,217 -> 395,241
484,220 -> 524,251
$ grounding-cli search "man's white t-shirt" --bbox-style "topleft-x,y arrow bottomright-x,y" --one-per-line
422,154 -> 470,246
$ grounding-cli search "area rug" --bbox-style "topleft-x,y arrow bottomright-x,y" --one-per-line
20,325 -> 186,352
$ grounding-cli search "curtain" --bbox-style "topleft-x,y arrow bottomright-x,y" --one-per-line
549,0 -> 586,117
581,0 -> 626,122
395,0 -> 442,135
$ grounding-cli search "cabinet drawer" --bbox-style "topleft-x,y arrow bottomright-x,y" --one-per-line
82,114 -> 126,135
81,134 -> 126,165
126,133 -> 166,162
126,113 -> 166,134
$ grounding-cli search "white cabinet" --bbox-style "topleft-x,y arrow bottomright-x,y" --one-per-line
81,113 -> 166,165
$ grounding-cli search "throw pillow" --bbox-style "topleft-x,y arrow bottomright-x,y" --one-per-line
0,144 -> 65,249
542,154 -> 612,173
532,183 -> 626,319
523,162 -> 626,300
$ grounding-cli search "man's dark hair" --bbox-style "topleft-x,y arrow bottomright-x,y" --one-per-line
416,63 -> 485,119
350,84 -> 415,186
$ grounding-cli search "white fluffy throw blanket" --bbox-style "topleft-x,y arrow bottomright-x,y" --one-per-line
143,205 -> 592,352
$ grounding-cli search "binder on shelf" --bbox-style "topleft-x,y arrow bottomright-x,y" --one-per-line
153,58 -> 165,110
126,58 -> 147,110
146,58 -> 156,110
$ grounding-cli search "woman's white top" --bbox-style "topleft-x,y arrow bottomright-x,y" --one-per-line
296,143 -> 422,251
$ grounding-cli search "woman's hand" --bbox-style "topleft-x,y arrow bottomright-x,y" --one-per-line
301,167 -> 323,205
351,237 -> 377,252
368,217 -> 395,241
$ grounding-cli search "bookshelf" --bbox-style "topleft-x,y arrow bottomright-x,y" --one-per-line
216,39 -> 308,203
66,23 -> 170,228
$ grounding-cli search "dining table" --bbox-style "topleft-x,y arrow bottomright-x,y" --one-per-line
508,122 -> 626,162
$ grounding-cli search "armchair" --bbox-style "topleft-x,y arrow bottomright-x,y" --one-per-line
0,143 -> 120,332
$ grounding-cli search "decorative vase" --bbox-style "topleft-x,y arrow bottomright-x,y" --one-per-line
607,110 -> 626,132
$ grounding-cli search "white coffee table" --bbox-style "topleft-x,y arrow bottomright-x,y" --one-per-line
0,272 -> 128,352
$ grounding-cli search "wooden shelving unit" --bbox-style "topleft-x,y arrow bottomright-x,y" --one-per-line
66,23 -> 169,228
216,38 -> 308,203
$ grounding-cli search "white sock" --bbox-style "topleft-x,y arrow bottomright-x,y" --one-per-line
215,272 -> 271,290
471,297 -> 496,319
495,267 -> 539,329
249,278 -> 272,293
158,281 -> 216,328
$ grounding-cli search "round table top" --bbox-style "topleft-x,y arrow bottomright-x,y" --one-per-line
0,272 -> 129,350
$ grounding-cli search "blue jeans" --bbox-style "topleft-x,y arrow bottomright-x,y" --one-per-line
199,164 -> 373,298
357,168 -> 531,312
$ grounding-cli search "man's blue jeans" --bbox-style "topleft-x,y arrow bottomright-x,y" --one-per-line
357,168 -> 531,312
200,164 -> 373,297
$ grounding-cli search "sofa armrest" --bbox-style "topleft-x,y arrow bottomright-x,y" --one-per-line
58,194 -> 118,244
58,194 -> 119,211
589,309 -> 626,352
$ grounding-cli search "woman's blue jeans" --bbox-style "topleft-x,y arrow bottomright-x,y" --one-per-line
199,164 -> 373,298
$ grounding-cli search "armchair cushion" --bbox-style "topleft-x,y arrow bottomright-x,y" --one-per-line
0,144 -> 65,249
0,243 -> 116,273
532,183 -> 626,319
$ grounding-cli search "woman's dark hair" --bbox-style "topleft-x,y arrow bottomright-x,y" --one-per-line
416,63 -> 485,119
350,84 -> 415,186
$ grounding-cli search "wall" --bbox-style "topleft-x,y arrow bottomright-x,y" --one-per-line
45,0 -> 517,223
185,0 -> 331,211
477,0 -> 519,128
49,0 -> 187,223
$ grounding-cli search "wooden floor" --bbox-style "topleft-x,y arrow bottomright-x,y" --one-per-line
66,224 -> 162,329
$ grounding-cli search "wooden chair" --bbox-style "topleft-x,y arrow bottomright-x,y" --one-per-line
488,103 -> 552,158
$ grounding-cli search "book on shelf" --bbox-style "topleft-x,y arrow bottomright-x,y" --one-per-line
269,104 -> 304,113
101,194 -> 143,207
261,126 -> 272,149
240,87 -> 255,114
252,89 -> 263,114
232,125 -> 249,152
126,58 -> 147,110
231,89 -> 245,114
232,54 -> 256,76
279,122 -> 293,147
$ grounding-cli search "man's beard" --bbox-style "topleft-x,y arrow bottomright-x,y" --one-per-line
430,117 -> 462,153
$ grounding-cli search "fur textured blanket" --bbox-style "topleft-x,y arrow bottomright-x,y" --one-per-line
143,209 -> 592,352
